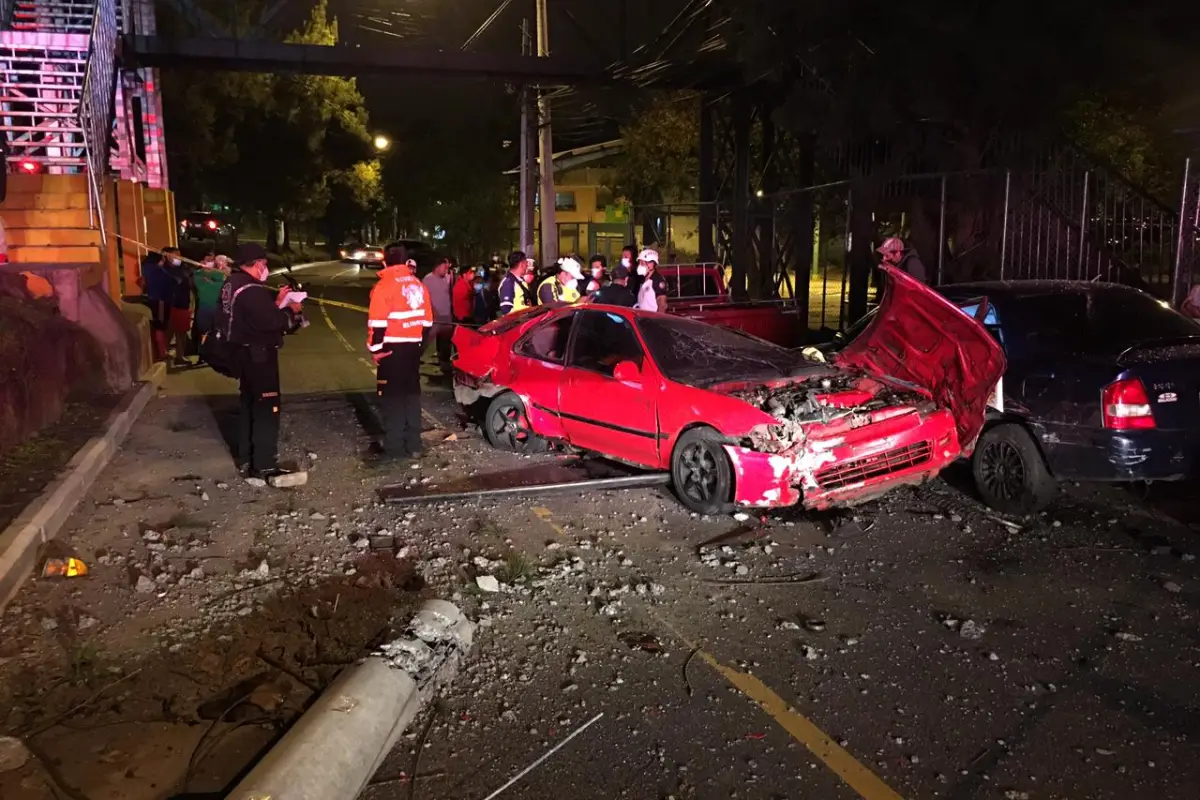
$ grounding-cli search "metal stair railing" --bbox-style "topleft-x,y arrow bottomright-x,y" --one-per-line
77,0 -> 117,244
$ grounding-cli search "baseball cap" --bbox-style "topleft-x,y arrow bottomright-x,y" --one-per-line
558,257 -> 584,281
235,242 -> 268,266
637,248 -> 659,264
612,264 -> 630,279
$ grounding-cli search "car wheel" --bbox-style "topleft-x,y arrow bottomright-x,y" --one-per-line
484,392 -> 548,454
670,427 -> 734,515
971,423 -> 1057,515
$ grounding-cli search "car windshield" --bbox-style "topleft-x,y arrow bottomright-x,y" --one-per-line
638,316 -> 814,386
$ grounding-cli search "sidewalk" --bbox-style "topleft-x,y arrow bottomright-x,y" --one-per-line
0,361 -> 455,798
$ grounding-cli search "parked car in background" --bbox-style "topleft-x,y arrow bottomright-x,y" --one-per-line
451,266 -> 1004,514
655,264 -> 803,347
180,211 -> 237,244
339,243 -> 385,268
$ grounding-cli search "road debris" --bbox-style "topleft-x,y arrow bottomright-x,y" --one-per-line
476,575 -> 501,593
41,557 -> 88,578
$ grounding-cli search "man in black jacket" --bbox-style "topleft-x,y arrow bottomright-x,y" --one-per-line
590,264 -> 636,307
216,243 -> 303,484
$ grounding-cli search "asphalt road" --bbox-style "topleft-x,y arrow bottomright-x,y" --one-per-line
158,260 -> 1200,798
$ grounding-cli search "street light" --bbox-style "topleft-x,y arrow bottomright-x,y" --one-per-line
373,134 -> 390,152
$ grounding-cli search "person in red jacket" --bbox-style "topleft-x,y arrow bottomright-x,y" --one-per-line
452,263 -> 476,325
367,248 -> 433,462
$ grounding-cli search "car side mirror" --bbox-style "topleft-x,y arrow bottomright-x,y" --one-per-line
613,360 -> 641,383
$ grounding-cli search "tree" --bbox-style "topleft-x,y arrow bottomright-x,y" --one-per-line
161,0 -> 378,250
610,93 -> 700,208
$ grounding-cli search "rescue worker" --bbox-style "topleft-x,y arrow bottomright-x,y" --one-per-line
591,264 -> 636,307
218,243 -> 304,483
367,248 -> 433,462
585,255 -> 607,296
498,250 -> 533,315
635,248 -> 669,313
538,257 -> 584,307
192,252 -> 225,362
877,237 -> 928,283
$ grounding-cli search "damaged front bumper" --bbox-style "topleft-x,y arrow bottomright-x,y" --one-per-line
724,408 -> 961,509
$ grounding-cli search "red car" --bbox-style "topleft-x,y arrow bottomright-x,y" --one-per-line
452,266 -> 1006,514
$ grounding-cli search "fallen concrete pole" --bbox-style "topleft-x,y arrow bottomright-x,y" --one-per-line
228,599 -> 474,800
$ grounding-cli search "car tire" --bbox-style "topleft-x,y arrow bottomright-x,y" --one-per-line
483,392 -> 548,454
670,427 -> 734,516
971,423 -> 1057,515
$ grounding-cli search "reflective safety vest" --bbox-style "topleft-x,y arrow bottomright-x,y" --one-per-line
500,272 -> 533,315
537,274 -> 580,305
367,264 -> 433,351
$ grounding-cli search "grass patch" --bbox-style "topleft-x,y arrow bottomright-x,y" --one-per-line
496,550 -> 536,585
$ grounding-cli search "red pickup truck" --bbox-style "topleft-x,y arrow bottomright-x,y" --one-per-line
655,264 -> 803,347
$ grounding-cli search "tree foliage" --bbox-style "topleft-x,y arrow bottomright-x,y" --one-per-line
161,0 -> 380,248
610,93 -> 700,207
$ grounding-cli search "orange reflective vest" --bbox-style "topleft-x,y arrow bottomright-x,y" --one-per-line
367,264 -> 433,351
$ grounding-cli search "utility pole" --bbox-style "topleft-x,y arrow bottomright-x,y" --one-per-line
518,18 -> 535,257
535,0 -> 558,266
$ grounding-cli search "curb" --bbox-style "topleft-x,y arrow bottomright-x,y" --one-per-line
229,599 -> 475,800
0,362 -> 166,611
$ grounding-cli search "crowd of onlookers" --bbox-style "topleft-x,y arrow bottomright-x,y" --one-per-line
138,249 -> 232,366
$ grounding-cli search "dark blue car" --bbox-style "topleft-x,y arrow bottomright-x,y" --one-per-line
838,280 -> 1200,514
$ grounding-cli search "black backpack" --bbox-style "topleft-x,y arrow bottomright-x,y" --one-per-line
200,283 -> 255,378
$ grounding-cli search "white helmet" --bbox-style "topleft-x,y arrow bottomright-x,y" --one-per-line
637,248 -> 659,264
557,257 -> 584,281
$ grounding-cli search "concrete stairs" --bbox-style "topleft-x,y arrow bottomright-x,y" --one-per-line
1,172 -> 101,265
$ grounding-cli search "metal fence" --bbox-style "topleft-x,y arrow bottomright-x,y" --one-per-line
636,158 -> 1200,333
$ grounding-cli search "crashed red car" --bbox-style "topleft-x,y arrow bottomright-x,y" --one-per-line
451,266 -> 1006,514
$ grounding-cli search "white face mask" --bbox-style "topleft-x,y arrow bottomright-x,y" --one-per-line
621,257 -> 631,268
170,258 -> 182,266
591,268 -> 602,278
637,265 -> 648,276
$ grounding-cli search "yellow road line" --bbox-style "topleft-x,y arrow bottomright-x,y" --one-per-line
649,609 -> 906,800
531,506 -> 567,537
316,297 -> 443,429
310,296 -> 369,314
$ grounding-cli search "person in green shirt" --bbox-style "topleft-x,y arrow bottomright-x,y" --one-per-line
192,253 -> 226,361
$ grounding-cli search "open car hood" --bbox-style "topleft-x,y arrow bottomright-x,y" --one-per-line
834,265 -> 1006,448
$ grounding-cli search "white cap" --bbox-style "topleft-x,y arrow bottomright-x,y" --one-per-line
557,257 -> 584,281
637,248 -> 659,264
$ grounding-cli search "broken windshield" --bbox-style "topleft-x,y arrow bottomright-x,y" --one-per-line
638,316 -> 815,386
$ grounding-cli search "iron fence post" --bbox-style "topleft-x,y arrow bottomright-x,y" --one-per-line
999,170 -> 1011,280
1078,170 -> 1090,275
936,174 -> 947,285
1171,157 -> 1194,307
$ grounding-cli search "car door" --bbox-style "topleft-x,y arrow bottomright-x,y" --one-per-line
508,310 -> 577,440
1001,292 -> 1097,475
558,309 -> 661,466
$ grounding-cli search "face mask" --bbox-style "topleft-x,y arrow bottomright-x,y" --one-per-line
591,268 -> 603,278
475,283 -> 484,292
170,258 -> 182,266
621,257 -> 631,268
637,265 -> 648,276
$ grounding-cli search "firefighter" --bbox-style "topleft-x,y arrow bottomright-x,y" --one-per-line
367,247 -> 433,462
218,243 -> 304,484
498,250 -> 533,315
635,248 -> 669,312
537,257 -> 584,307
